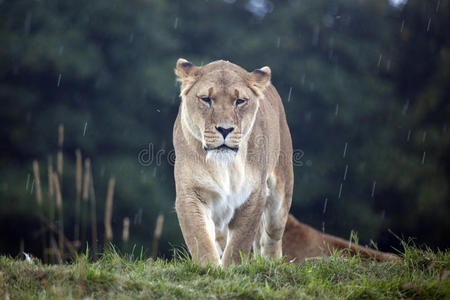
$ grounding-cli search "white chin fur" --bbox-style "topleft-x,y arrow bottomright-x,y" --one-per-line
205,149 -> 237,165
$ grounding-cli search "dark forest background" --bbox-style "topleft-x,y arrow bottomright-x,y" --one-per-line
1,0 -> 449,260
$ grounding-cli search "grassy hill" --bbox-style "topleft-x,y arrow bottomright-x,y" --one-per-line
1,245 -> 449,299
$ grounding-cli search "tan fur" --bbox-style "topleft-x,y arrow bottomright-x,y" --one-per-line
173,58 -> 293,267
282,214 -> 399,262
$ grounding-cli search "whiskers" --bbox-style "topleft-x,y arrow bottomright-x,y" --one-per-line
203,133 -> 241,151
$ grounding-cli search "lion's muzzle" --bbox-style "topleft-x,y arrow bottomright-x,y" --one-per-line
203,124 -> 242,156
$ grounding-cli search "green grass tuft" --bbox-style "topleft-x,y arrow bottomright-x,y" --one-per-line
0,244 -> 449,299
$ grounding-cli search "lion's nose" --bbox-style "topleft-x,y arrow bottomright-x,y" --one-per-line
216,126 -> 234,139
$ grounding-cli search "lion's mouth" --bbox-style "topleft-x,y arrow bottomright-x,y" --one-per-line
204,144 -> 238,152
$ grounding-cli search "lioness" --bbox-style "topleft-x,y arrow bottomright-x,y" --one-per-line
174,58 -> 293,267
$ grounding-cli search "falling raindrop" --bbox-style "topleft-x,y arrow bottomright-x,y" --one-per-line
312,26 -> 320,46
301,74 -> 306,85
57,73 -> 62,87
25,174 -> 30,191
174,17 -> 179,29
402,99 -> 410,115
436,0 -> 441,12
335,103 -> 339,116
83,122 -> 88,136
421,151 -> 426,164
343,164 -> 348,181
406,129 -> 412,142
134,208 -> 143,225
400,20 -> 405,33
338,183 -> 343,199
156,109 -> 161,113
427,17 -> 431,32
371,181 -> 376,198
287,87 -> 293,102
30,179 -> 35,194
24,12 -> 32,34
323,198 -> 328,214
377,54 -> 383,68
343,142 -> 348,158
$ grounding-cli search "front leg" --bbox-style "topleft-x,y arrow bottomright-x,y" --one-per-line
222,190 -> 265,267
176,195 -> 220,265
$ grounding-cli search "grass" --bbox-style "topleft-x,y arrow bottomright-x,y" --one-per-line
1,244 -> 449,300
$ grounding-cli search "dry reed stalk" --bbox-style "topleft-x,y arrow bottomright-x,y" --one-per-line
82,159 -> 90,201
104,177 -> 115,247
88,166 -> 98,259
151,213 -> 164,259
48,156 -> 54,200
55,124 -> 64,260
32,161 -> 43,206
76,149 -> 82,202
47,156 -> 55,263
52,172 -> 64,258
81,158 -> 91,250
57,124 -> 64,181
74,149 -> 82,245
32,160 -> 47,262
122,217 -> 130,243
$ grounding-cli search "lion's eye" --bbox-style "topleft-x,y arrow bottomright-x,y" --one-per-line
200,97 -> 212,105
236,99 -> 246,106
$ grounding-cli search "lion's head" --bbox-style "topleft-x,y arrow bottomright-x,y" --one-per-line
175,58 -> 271,164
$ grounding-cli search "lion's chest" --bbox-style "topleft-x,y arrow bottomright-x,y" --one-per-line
205,166 -> 253,232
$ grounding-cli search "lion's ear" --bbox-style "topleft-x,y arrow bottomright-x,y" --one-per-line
175,58 -> 201,96
248,66 -> 271,94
